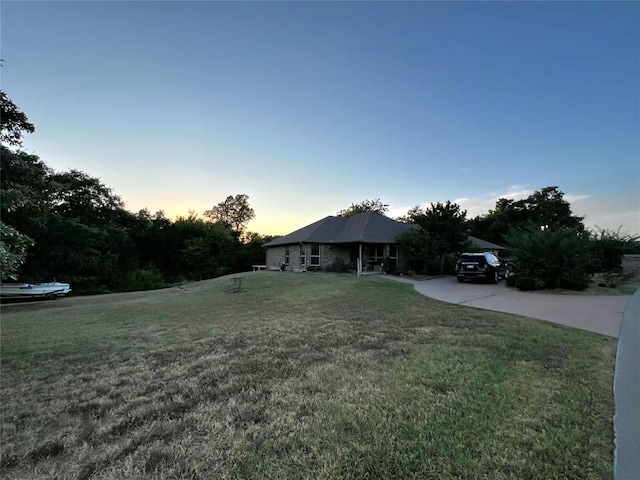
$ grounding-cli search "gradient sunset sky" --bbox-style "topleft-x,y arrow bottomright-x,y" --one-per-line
2,1 -> 639,236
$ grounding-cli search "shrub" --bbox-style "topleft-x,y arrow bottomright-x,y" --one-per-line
506,274 -> 518,288
515,277 -> 541,291
382,257 -> 398,275
598,271 -> 625,288
505,224 -> 590,290
397,229 -> 430,273
325,258 -> 351,273
118,268 -> 168,292
587,227 -> 639,273
558,275 -> 590,291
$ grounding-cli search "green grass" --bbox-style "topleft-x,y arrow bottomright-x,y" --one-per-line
0,272 -> 616,479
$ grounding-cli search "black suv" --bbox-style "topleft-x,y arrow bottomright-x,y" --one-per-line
455,252 -> 509,284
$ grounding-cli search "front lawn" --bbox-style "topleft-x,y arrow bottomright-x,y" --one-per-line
0,272 -> 616,479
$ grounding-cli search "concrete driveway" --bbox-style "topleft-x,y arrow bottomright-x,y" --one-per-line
383,274 -> 639,479
384,275 -> 630,338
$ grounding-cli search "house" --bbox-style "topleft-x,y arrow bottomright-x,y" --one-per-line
262,212 -> 416,272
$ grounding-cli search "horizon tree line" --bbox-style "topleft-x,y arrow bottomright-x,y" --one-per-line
2,90 -> 636,293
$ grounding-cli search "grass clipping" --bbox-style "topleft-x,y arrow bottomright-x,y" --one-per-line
1,272 -> 616,479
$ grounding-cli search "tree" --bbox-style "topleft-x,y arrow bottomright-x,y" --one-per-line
49,169 -> 124,217
523,186 -> 584,231
169,212 -> 236,280
338,199 -> 389,217
0,222 -> 33,280
468,186 -> 585,244
0,90 -> 35,149
404,201 -> 468,274
1,148 -> 52,215
0,91 -> 38,279
16,169 -> 132,291
229,232 -> 277,272
204,194 -> 255,238
396,228 -> 431,273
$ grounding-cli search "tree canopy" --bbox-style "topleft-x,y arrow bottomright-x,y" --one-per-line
204,194 -> 255,237
0,91 -> 269,288
398,201 -> 468,274
338,199 -> 389,217
468,186 -> 585,245
0,90 -> 35,149
0,91 -> 38,279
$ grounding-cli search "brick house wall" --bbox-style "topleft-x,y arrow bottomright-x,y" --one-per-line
265,243 -> 407,272
319,244 -> 351,268
265,244 -> 352,271
265,246 -> 286,270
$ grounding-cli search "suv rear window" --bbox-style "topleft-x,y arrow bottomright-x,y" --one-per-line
457,255 -> 485,263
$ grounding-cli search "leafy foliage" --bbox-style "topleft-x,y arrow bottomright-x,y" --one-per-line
382,257 -> 398,275
0,91 -> 39,279
171,213 -> 235,280
325,257 -> 352,273
398,201 -> 467,274
514,277 -> 543,291
0,90 -> 35,149
504,225 -> 591,290
338,199 -> 389,217
468,186 -> 585,245
203,194 -> 255,237
587,227 -> 639,273
0,222 -> 34,280
0,92 -> 272,291
397,228 -> 431,273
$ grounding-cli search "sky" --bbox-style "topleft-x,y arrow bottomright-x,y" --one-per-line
2,1 -> 639,237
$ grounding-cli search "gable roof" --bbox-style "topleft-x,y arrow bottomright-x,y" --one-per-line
467,235 -> 505,251
263,212 -> 416,247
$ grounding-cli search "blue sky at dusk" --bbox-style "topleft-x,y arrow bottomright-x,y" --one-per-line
2,1 -> 639,236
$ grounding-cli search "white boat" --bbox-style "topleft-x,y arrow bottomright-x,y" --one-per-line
0,282 -> 72,299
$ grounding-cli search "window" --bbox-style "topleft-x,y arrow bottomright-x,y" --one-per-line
310,244 -> 320,266
284,246 -> 290,265
367,245 -> 385,261
300,245 -> 306,266
389,245 -> 398,258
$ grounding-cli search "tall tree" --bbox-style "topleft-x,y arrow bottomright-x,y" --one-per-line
338,199 -> 389,217
0,149 -> 51,280
18,170 -> 130,289
169,212 -> 236,280
468,186 -> 585,244
0,91 -> 38,279
523,186 -> 584,231
0,90 -> 35,149
203,194 -> 255,237
0,223 -> 33,280
400,201 -> 468,274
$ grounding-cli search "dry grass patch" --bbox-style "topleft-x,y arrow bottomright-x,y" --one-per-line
1,272 -> 616,479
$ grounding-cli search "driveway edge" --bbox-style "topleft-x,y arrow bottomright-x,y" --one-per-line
614,288 -> 640,480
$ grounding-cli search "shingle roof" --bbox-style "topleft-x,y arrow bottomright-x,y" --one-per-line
263,212 -> 416,247
467,235 -> 505,250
